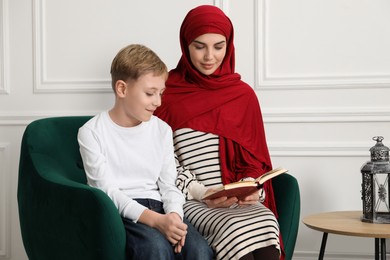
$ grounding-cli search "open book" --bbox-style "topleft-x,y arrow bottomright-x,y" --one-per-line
202,167 -> 288,200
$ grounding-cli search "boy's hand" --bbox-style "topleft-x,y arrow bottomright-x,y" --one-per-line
173,231 -> 186,253
154,212 -> 188,251
138,210 -> 187,253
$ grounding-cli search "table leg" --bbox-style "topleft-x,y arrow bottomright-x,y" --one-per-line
376,238 -> 379,260
319,232 -> 328,260
380,238 -> 386,260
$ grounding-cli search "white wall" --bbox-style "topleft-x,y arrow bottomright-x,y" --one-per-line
1,0 -> 390,259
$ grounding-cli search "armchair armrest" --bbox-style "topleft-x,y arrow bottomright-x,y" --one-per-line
272,173 -> 300,260
18,153 -> 126,260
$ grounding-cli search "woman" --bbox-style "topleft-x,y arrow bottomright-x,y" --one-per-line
155,5 -> 283,260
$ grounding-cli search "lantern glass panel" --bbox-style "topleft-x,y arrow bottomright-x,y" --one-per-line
374,174 -> 389,213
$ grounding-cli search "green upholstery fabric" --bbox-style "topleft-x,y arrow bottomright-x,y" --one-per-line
18,116 -> 300,260
273,173 -> 301,260
18,116 -> 126,260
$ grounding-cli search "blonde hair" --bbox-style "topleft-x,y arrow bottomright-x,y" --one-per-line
110,44 -> 168,91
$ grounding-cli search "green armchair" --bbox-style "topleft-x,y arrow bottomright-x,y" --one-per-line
18,116 -> 300,260
18,116 -> 126,260
273,170 -> 301,260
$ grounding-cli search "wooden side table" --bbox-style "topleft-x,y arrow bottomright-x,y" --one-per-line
303,211 -> 390,260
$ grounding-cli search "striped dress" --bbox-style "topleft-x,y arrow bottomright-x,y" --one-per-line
174,128 -> 280,260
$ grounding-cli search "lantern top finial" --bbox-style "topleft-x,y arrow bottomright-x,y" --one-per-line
370,136 -> 389,162
373,136 -> 384,143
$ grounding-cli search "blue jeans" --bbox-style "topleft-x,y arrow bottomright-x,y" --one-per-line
122,199 -> 213,260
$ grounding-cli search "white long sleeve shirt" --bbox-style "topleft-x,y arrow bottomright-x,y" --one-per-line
78,111 -> 184,222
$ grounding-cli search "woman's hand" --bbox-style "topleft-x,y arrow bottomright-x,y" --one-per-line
203,188 -> 238,208
237,190 -> 260,206
204,196 -> 238,208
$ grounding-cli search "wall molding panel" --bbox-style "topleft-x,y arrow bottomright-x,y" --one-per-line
1,107 -> 389,126
0,112 -> 380,157
269,141 -> 369,157
0,0 -> 9,95
31,0 -> 229,94
0,110 -> 98,126
32,0 -> 111,93
214,0 -> 229,14
254,0 -> 390,91
262,107 -> 390,123
0,143 -> 10,258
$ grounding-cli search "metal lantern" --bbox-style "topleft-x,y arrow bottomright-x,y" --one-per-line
361,136 -> 390,223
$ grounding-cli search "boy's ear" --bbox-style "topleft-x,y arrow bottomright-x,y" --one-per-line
114,80 -> 127,97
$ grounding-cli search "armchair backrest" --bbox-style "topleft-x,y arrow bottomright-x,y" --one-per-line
18,116 -> 126,260
20,116 -> 91,184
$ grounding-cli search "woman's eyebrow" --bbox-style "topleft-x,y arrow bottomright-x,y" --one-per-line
192,40 -> 226,45
193,40 -> 206,45
215,41 -> 226,45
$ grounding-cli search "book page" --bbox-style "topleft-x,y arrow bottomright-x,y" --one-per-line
257,167 -> 288,185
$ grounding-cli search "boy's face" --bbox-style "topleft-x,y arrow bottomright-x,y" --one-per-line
120,72 -> 166,126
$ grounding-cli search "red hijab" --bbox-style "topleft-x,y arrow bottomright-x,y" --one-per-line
155,5 -> 276,215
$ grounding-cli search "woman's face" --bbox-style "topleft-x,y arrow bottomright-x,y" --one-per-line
188,33 -> 227,76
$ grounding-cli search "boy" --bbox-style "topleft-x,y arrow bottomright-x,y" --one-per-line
78,44 -> 212,260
